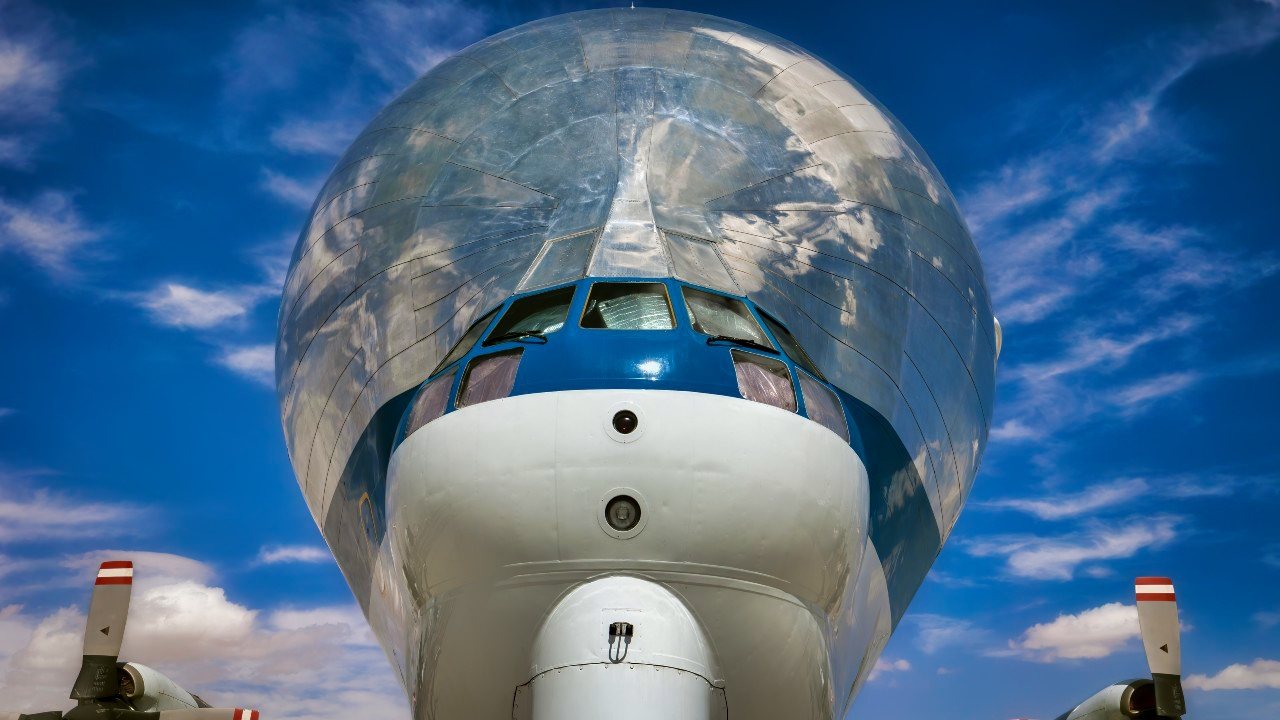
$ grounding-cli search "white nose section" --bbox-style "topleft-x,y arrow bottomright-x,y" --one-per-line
522,576 -> 725,720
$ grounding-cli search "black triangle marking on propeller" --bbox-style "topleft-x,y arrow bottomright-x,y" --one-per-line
100,626 -> 110,636
1160,643 -> 1169,653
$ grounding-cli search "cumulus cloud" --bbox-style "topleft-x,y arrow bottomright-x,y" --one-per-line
216,345 -> 275,387
0,191 -> 103,278
1005,602 -> 1139,661
868,657 -> 911,681
255,545 -> 329,565
964,516 -> 1179,580
1185,659 -> 1280,691
0,552 -> 407,719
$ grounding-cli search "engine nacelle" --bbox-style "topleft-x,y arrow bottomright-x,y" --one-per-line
117,662 -> 206,712
1055,680 -> 1158,720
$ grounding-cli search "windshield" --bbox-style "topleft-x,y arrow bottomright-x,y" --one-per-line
683,287 -> 773,348
759,312 -> 824,379
433,306 -> 499,373
581,282 -> 675,330
485,286 -> 575,344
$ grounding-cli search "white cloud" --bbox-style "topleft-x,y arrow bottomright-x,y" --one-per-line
0,477 -> 141,544
261,168 -> 321,208
1111,371 -> 1202,414
0,191 -> 102,277
964,516 -> 1179,580
216,345 -> 275,387
976,478 -> 1149,520
1254,611 -> 1280,629
0,5 -> 67,168
344,0 -> 489,86
910,614 -> 987,655
269,118 -> 361,157
868,657 -> 911,681
1186,659 -> 1280,691
255,545 -> 329,565
1008,602 -> 1139,661
969,2 -> 1280,444
136,282 -> 271,330
0,552 -> 407,719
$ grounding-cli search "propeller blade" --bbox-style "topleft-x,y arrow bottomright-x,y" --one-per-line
1,713 -> 62,720
70,561 -> 134,700
156,710 -> 260,720
1135,576 -> 1186,717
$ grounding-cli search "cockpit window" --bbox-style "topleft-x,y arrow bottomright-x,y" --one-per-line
485,286 -> 575,345
683,287 -> 774,349
580,282 -> 675,330
434,306 -> 499,373
759,312 -> 825,380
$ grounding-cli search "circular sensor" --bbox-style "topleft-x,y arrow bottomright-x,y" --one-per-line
612,409 -> 639,435
604,495 -> 641,531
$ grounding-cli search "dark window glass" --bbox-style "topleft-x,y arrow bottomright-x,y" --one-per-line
485,286 -> 575,345
581,283 -> 675,330
457,350 -> 522,408
759,312 -> 824,380
434,307 -> 499,373
683,287 -> 774,348
731,350 -> 797,412
798,371 -> 849,441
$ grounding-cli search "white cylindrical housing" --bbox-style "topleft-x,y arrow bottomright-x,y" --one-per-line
525,576 -> 723,720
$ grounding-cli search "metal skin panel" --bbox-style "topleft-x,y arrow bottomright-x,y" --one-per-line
275,8 -> 995,719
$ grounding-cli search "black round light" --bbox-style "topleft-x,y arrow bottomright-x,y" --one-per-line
612,409 -> 639,435
605,495 -> 641,531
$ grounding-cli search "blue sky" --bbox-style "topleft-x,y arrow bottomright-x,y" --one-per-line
0,1 -> 1277,718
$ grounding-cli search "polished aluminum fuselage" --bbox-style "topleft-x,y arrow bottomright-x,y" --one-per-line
276,8 -> 995,719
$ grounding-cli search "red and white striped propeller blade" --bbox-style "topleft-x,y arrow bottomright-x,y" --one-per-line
70,561 -> 134,699
1135,576 -> 1186,717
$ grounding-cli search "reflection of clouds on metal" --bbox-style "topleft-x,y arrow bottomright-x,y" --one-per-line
276,4 -> 993,562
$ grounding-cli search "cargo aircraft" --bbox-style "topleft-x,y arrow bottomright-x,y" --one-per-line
2,8 -> 1193,720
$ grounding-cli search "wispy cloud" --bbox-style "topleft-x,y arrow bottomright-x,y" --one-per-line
0,191 -> 103,278
342,0 -> 489,87
255,545 -> 328,565
977,478 -> 1149,521
972,2 -> 1280,444
909,614 -> 988,655
0,469 -> 142,544
1186,659 -> 1280,691
216,344 -> 274,387
221,1 -> 489,159
1002,602 -> 1139,662
260,168 -> 321,209
269,118 -> 362,157
135,282 -> 273,330
977,473 -> 1276,521
0,408 -> 14,420
0,1 -> 69,168
964,516 -> 1180,580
